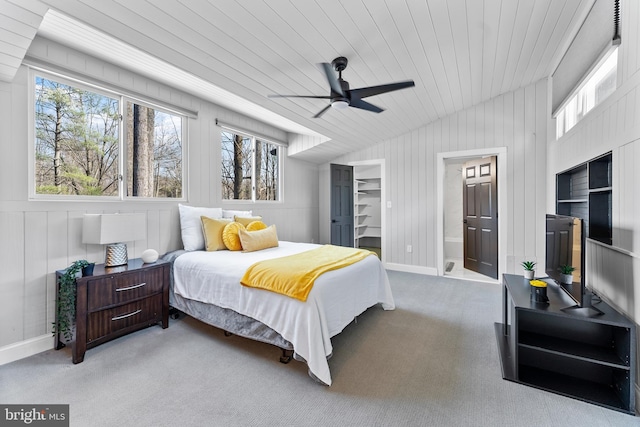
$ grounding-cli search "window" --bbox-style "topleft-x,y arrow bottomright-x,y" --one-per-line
556,47 -> 618,139
221,130 -> 280,201
125,101 -> 183,198
33,72 -> 185,199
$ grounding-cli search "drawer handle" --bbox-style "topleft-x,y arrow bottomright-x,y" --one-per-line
116,282 -> 147,292
111,309 -> 142,321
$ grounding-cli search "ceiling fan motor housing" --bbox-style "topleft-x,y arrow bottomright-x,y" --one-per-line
331,79 -> 350,107
332,56 -> 348,72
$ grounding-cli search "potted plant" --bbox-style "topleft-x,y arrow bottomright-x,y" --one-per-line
521,261 -> 536,280
559,265 -> 575,284
53,260 -> 90,343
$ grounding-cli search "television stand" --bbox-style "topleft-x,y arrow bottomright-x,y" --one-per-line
495,274 -> 636,414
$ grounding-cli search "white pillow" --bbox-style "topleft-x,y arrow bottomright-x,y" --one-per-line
178,204 -> 223,251
222,209 -> 253,219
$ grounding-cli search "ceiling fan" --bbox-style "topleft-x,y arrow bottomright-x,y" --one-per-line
268,56 -> 415,118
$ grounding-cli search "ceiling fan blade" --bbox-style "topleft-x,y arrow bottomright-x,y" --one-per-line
349,80 -> 415,100
319,62 -> 345,96
349,98 -> 384,113
268,94 -> 331,99
313,104 -> 332,118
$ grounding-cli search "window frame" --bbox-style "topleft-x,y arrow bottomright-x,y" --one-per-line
554,45 -> 619,139
220,127 -> 284,204
28,67 -> 188,201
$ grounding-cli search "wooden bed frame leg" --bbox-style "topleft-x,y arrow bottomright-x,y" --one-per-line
280,349 -> 293,364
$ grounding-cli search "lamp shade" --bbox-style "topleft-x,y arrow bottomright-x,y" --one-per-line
82,213 -> 146,244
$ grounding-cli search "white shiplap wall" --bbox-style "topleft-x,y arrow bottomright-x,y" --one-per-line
321,79 -> 548,276
0,37 -> 319,361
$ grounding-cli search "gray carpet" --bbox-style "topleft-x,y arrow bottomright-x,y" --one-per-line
1,271 -> 637,427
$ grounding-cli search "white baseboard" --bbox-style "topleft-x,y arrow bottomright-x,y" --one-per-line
385,263 -> 438,276
0,334 -> 54,366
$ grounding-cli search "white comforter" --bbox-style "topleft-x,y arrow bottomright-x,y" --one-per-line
172,241 -> 395,385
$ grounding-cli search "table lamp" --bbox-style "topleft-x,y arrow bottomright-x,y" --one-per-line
82,213 -> 146,266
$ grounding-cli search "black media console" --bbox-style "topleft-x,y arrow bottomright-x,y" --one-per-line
495,274 -> 636,414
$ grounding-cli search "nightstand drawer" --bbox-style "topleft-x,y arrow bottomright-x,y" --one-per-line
87,294 -> 163,342
87,268 -> 165,311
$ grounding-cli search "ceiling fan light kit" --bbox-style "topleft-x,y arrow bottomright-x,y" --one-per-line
331,100 -> 349,110
269,56 -> 415,118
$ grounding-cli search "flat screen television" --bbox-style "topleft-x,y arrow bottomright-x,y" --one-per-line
545,214 -> 602,316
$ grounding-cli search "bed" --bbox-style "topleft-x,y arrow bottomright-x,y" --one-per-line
164,240 -> 395,386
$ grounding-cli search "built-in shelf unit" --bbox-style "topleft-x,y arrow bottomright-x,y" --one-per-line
354,165 -> 382,255
556,152 -> 612,245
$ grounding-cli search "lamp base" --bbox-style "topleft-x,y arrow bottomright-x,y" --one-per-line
105,243 -> 128,267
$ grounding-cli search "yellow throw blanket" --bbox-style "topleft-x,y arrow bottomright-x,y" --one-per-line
240,245 -> 374,302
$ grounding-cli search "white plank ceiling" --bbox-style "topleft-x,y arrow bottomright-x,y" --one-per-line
3,0 -> 595,163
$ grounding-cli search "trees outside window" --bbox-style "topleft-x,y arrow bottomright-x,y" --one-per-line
126,102 -> 183,198
35,77 -> 120,196
34,74 -> 184,199
221,130 -> 280,201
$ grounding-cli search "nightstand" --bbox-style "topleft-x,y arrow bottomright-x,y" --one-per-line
55,258 -> 170,363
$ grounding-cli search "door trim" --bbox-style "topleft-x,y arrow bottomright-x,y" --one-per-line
436,148 -> 507,279
349,159 -> 386,265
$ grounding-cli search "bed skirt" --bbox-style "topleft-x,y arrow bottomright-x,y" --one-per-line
170,292 -> 294,351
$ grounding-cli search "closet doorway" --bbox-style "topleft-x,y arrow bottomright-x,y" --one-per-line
330,160 -> 385,263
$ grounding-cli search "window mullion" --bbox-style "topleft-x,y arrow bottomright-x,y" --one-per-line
119,96 -> 126,200
251,137 -> 257,202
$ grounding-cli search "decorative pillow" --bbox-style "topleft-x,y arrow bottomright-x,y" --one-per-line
245,220 -> 267,231
222,222 -> 246,251
222,209 -> 253,219
201,216 -> 232,251
234,215 -> 263,227
178,204 -> 223,251
238,225 -> 279,252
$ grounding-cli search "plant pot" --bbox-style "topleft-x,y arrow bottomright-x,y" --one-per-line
523,270 -> 535,280
82,263 -> 95,276
560,273 -> 573,284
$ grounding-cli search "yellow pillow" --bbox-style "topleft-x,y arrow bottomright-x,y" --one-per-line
222,221 -> 246,251
238,225 -> 279,252
201,216 -> 232,251
246,220 -> 267,231
234,215 -> 263,227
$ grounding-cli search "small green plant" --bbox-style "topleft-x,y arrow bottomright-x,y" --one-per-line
53,260 -> 90,341
560,264 -> 575,274
521,261 -> 536,271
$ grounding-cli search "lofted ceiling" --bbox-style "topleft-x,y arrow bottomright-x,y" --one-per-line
2,0 -> 594,163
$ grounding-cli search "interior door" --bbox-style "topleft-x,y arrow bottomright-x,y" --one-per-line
330,164 -> 354,247
462,156 -> 498,279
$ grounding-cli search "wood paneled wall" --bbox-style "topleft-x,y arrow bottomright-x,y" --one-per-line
322,79 -> 548,275
0,37 -> 319,358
